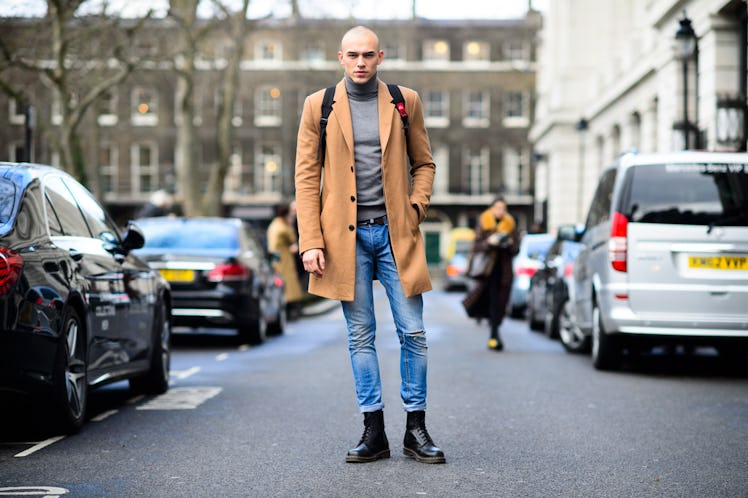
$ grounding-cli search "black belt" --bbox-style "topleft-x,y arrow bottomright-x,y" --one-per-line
357,215 -> 387,226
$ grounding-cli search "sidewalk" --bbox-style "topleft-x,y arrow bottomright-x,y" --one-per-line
299,297 -> 338,317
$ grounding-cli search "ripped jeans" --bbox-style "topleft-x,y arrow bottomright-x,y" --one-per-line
341,218 -> 428,413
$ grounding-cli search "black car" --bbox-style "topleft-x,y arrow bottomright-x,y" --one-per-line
0,163 -> 171,434
526,225 -> 582,339
134,217 -> 286,345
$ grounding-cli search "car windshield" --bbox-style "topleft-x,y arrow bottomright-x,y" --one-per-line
139,220 -> 239,250
524,237 -> 554,261
0,178 -> 16,226
623,163 -> 748,226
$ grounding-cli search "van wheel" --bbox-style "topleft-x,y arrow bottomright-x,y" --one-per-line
591,304 -> 621,370
50,307 -> 87,434
558,300 -> 590,353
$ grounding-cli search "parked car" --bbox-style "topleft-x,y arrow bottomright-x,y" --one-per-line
0,163 -> 171,434
443,227 -> 475,291
562,151 -> 748,370
508,233 -> 555,317
526,225 -> 582,338
133,217 -> 286,345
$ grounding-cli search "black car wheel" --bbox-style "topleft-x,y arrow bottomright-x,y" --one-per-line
558,299 -> 590,354
50,307 -> 87,434
130,304 -> 171,395
591,303 -> 621,371
268,301 -> 286,336
239,299 -> 267,345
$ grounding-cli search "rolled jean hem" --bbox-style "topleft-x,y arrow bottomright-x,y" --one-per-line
359,403 -> 385,413
402,403 -> 427,412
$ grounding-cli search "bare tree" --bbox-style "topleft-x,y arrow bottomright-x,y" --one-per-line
0,0 -> 150,191
201,0 -> 251,216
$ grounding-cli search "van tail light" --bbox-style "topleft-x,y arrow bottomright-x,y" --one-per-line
446,264 -> 462,277
207,260 -> 251,282
608,211 -> 628,272
0,247 -> 23,295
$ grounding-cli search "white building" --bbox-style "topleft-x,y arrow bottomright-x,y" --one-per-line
530,0 -> 747,231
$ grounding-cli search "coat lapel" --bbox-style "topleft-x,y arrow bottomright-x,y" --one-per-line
332,81 -> 354,155
377,80 -> 393,157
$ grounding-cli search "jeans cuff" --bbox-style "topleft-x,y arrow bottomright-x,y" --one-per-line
360,402 -> 385,413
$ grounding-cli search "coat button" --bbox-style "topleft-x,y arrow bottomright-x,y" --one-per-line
350,166 -> 354,172
348,224 -> 355,231
350,195 -> 355,202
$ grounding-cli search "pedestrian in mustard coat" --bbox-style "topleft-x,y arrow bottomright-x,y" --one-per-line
266,203 -> 304,317
294,26 -> 444,465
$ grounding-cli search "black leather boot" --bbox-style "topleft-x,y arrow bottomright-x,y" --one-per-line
403,411 -> 446,464
345,410 -> 390,463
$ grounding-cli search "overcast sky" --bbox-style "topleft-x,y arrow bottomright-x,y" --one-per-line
0,0 -> 547,20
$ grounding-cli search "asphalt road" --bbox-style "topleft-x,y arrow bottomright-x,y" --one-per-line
1,284 -> 747,497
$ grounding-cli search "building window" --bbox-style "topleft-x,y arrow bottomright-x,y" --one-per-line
423,39 -> 449,63
214,91 -> 244,127
503,91 -> 529,127
8,142 -> 24,162
503,40 -> 527,61
503,148 -> 528,195
256,40 -> 282,62
223,146 -> 245,196
424,90 -> 449,128
131,142 -> 158,194
9,97 -> 25,125
464,41 -> 489,62
255,86 -> 282,127
132,86 -> 158,126
99,142 -> 118,195
463,147 -> 490,195
254,143 -> 281,194
382,42 -> 403,62
431,145 -> 449,195
301,43 -> 325,62
97,90 -> 118,126
463,91 -> 490,128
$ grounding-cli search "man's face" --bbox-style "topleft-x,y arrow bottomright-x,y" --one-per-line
338,30 -> 383,84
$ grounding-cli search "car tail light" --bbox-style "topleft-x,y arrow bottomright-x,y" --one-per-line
515,266 -> 537,278
564,261 -> 574,278
207,261 -> 251,282
0,247 -> 23,295
273,275 -> 284,288
608,211 -> 628,272
446,264 -> 462,277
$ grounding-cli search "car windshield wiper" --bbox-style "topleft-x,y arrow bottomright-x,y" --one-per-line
707,212 -> 748,234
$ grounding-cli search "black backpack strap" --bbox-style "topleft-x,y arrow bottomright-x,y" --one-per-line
317,86 -> 336,165
387,83 -> 409,136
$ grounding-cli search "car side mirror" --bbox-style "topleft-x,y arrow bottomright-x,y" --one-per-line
121,222 -> 145,252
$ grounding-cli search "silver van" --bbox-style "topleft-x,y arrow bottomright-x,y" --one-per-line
560,151 -> 748,370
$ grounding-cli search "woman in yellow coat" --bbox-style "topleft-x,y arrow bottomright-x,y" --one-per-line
266,204 -> 304,316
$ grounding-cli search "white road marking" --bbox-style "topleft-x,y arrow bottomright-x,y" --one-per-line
14,436 -> 66,458
170,366 -> 201,380
91,409 -> 119,422
0,486 -> 69,496
215,353 -> 229,361
136,386 -> 222,410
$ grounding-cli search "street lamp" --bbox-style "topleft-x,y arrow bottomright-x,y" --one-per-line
673,12 -> 697,150
575,117 -> 588,221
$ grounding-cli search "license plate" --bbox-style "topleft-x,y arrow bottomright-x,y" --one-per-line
158,269 -> 195,282
688,255 -> 748,270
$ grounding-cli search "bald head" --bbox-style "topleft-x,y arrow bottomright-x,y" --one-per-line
340,26 -> 380,52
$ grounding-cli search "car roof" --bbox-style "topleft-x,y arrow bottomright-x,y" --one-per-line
611,151 -> 748,172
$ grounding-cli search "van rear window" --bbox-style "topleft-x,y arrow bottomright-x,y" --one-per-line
622,163 -> 748,226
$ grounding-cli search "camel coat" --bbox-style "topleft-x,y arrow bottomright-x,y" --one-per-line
266,216 -> 304,303
294,79 -> 435,301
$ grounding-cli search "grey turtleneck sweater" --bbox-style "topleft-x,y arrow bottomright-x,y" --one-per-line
345,75 -> 386,222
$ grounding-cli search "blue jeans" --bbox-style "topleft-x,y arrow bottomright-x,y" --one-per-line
341,217 -> 428,413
